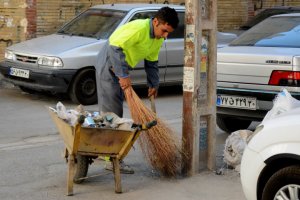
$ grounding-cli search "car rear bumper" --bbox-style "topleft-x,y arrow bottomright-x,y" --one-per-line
0,61 -> 77,93
217,107 -> 268,121
217,87 -> 300,121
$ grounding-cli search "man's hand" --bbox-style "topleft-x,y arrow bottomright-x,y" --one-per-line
148,87 -> 158,98
119,77 -> 131,90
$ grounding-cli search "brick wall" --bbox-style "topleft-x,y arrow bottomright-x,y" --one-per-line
35,0 -> 184,37
26,0 -> 36,39
261,0 -> 300,8
0,0 -> 27,60
0,0 -> 300,60
218,0 -> 249,31
36,0 -> 92,37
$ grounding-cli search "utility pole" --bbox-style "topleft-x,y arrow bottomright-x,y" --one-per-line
182,0 -> 217,176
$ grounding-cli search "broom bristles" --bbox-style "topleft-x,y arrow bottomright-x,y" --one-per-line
124,87 -> 182,177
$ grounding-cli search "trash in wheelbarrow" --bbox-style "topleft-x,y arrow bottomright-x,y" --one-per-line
52,101 -> 143,131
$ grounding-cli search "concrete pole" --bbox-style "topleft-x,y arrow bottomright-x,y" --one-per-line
182,0 -> 217,176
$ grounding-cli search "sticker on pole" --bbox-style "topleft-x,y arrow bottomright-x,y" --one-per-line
186,25 -> 195,43
183,67 -> 194,92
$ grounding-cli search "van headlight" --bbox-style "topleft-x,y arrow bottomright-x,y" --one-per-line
37,56 -> 63,67
5,50 -> 15,60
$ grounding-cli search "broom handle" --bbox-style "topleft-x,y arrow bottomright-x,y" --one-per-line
150,96 -> 156,113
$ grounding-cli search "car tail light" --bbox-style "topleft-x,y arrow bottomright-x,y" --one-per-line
268,70 -> 300,86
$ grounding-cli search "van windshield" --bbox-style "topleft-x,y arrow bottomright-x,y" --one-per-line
57,9 -> 127,39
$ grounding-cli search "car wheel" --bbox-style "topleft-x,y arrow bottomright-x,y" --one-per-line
69,69 -> 97,105
262,165 -> 300,200
217,115 -> 252,133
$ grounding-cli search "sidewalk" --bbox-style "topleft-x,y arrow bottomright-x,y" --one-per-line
68,142 -> 245,200
100,119 -> 247,200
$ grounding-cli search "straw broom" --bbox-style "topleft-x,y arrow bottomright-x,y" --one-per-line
124,87 -> 183,177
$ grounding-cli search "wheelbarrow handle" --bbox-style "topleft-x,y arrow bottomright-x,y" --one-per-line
145,120 -> 157,129
137,120 -> 157,130
150,96 -> 156,114
77,115 -> 85,124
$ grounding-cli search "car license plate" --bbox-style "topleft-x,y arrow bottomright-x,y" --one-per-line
9,67 -> 30,79
217,94 -> 257,110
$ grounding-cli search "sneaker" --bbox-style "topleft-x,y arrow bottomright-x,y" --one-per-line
105,160 -> 134,174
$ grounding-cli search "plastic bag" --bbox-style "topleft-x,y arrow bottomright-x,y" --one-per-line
56,102 -> 68,120
56,102 -> 79,126
223,129 -> 253,171
100,112 -> 133,129
262,88 -> 300,123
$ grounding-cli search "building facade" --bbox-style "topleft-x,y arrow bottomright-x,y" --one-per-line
0,0 -> 299,60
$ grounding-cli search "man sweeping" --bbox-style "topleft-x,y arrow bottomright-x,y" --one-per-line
96,6 -> 179,174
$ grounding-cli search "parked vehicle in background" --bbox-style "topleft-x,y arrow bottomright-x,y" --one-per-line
240,6 -> 300,31
230,6 -> 300,35
240,108 -> 300,200
217,13 -> 300,132
0,3 -> 237,105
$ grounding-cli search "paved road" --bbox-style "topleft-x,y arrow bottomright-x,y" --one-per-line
0,83 -> 246,200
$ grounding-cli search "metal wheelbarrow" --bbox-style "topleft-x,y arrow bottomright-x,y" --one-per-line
48,108 -> 156,195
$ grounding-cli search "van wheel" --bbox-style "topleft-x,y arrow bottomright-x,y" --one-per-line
69,69 -> 97,105
262,165 -> 300,200
217,115 -> 252,133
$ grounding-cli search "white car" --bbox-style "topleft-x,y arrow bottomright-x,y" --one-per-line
240,108 -> 300,200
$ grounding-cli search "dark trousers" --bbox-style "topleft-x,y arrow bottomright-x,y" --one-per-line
98,67 -> 124,117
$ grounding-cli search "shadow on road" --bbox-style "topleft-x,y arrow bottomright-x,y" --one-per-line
134,85 -> 183,98
0,80 -> 183,106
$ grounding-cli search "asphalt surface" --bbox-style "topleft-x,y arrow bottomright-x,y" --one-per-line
0,78 -> 246,200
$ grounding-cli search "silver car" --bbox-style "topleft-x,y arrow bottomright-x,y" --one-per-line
217,13 -> 300,132
0,4 -> 236,105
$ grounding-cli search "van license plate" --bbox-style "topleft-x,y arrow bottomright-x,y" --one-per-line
9,67 -> 30,79
217,94 -> 257,110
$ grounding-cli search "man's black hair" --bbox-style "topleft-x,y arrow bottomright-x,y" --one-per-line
155,7 -> 179,29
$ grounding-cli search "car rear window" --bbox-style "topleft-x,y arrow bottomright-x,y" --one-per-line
230,16 -> 300,48
57,9 -> 127,39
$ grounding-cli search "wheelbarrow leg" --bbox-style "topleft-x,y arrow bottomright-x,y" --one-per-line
67,154 -> 75,196
112,158 -> 122,193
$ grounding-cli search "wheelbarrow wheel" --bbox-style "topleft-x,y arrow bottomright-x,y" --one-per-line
73,155 -> 89,184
